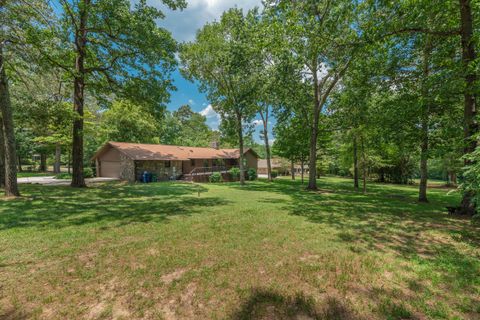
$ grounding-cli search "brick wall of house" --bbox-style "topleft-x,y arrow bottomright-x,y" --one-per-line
120,155 -> 136,182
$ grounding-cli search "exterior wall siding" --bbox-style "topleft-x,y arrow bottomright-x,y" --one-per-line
244,151 -> 258,171
101,147 -> 122,161
96,147 -> 134,180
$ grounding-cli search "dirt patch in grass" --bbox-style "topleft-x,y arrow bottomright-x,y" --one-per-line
78,252 -> 97,269
81,277 -> 133,319
87,301 -> 108,319
159,282 -> 198,319
161,268 -> 190,284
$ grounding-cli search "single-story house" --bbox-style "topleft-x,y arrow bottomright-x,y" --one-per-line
91,141 -> 258,182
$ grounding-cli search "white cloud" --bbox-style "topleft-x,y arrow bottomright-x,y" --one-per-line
188,99 -> 195,105
150,0 -> 262,42
252,119 -> 263,127
199,104 -> 221,130
199,104 -> 217,117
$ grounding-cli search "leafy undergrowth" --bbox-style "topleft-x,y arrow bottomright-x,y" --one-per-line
0,177 -> 478,319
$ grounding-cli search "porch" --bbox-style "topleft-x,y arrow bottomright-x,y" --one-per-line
134,158 -> 239,182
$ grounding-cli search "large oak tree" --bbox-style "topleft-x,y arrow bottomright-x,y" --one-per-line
38,0 -> 186,187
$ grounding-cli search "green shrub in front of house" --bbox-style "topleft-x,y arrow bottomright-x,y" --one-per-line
271,170 -> 278,178
209,172 -> 223,183
228,167 -> 240,181
247,168 -> 257,181
84,167 -> 94,178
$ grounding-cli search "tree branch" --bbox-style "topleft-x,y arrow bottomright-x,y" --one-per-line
59,0 -> 79,33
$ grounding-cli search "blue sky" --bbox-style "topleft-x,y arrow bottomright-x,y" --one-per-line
152,0 -> 272,142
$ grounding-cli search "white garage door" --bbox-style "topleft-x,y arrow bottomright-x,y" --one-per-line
101,161 -> 121,178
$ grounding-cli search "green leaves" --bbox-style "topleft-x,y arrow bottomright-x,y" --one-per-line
50,0 -> 184,109
99,99 -> 161,144
181,8 -> 261,115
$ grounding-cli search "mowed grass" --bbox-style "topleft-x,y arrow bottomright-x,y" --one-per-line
0,177 -> 479,319
16,172 -> 54,178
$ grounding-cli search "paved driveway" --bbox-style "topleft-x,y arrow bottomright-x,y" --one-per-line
17,176 -> 118,186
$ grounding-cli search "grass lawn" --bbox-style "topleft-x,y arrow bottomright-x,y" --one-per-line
0,177 -> 479,319
17,172 -> 54,178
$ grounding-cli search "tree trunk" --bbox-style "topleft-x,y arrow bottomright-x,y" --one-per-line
363,170 -> 367,194
361,136 -> 367,194
0,44 -> 19,197
260,108 -> 272,182
291,159 -> 295,180
236,111 -> 245,185
353,135 -> 359,190
419,126 -> 429,202
379,170 -> 385,183
459,0 -> 477,214
450,171 -> 457,185
307,105 -> 320,190
419,36 -> 432,203
71,0 -> 89,188
0,119 -> 5,188
39,153 -> 47,172
17,155 -> 22,172
54,143 -> 61,174
301,159 -> 305,184
68,151 -> 71,174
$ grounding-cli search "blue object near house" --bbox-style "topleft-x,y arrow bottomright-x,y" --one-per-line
142,171 -> 150,183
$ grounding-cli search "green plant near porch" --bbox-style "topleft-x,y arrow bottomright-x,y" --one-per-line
209,172 -> 223,183
229,167 -> 240,181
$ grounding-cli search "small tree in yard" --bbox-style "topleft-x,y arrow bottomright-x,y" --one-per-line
273,116 -> 310,184
181,9 -> 262,185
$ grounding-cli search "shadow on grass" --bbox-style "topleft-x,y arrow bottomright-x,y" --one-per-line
226,178 -> 480,307
231,288 -> 364,320
0,182 -> 228,230
226,178 -> 476,256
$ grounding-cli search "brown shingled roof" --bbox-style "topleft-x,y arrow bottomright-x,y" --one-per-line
92,142 -> 257,161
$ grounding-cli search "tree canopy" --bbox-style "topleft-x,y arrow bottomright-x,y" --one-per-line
0,0 -> 479,215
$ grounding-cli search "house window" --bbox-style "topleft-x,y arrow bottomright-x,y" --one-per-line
165,161 -> 171,168
191,159 -> 195,166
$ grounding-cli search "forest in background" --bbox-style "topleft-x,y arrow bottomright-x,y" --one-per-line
1,0 -> 479,214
